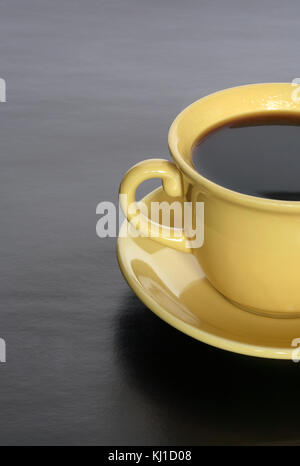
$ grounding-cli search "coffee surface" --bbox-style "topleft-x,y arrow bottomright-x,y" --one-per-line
192,114 -> 300,200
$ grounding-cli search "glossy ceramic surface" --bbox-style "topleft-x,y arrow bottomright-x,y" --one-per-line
120,84 -> 300,317
117,188 -> 300,360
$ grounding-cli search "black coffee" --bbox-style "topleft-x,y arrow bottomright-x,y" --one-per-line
192,114 -> 300,200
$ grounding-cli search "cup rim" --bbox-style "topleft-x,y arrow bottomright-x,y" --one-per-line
168,82 -> 300,212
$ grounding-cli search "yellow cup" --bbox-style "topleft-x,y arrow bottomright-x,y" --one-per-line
120,83 -> 300,318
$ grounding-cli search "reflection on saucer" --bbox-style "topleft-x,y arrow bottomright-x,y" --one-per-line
118,188 -> 300,360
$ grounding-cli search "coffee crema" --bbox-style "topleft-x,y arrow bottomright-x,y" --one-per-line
192,114 -> 300,201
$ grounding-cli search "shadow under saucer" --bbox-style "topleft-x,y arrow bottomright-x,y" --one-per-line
114,292 -> 300,445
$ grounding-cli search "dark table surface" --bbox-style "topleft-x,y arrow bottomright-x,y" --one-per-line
1,0 -> 300,446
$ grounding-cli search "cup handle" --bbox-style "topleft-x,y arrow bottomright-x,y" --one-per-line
119,159 -> 191,252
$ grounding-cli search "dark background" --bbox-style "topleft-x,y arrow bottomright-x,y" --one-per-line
1,0 -> 300,445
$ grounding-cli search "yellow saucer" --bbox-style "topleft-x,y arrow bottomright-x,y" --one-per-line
117,188 -> 300,360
